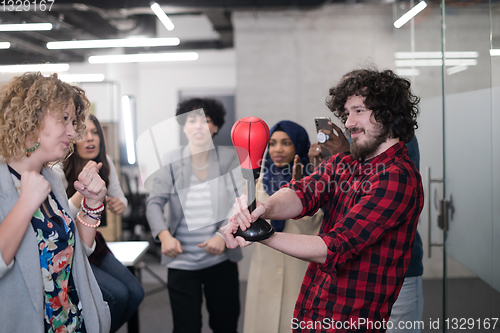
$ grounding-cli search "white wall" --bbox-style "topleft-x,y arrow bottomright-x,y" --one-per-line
234,5 -> 395,137
69,49 -> 236,140
136,50 -> 236,140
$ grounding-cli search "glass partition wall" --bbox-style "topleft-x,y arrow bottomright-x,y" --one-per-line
443,1 -> 499,329
394,0 -> 499,331
492,1 -> 500,327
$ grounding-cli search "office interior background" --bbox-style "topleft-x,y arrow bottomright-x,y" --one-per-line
0,0 -> 499,330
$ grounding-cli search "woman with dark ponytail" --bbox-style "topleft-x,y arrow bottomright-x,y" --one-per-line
55,114 -> 144,333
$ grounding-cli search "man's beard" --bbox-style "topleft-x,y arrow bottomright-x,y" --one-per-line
349,125 -> 390,162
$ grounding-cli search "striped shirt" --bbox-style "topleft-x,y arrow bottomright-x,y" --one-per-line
168,173 -> 227,270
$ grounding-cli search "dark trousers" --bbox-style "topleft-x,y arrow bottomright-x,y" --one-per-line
91,252 -> 145,333
167,260 -> 240,333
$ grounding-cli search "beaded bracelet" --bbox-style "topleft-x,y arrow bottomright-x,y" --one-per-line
85,211 -> 101,221
81,197 -> 105,215
76,211 -> 101,228
82,197 -> 105,213
81,204 -> 103,216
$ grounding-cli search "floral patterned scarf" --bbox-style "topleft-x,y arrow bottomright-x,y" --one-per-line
9,166 -> 86,333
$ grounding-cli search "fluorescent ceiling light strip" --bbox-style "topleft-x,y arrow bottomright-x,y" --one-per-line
0,42 -> 10,49
491,49 -> 500,56
446,52 -> 479,59
395,59 -> 478,67
395,69 -> 421,76
0,63 -> 69,73
395,51 -> 479,59
394,1 -> 428,29
0,23 -> 52,32
151,3 -> 175,31
122,95 -> 136,165
47,37 -> 180,50
58,74 -> 105,83
446,65 -> 468,75
88,52 -> 198,64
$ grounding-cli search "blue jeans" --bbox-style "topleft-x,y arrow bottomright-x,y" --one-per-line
91,252 -> 145,333
387,276 -> 424,333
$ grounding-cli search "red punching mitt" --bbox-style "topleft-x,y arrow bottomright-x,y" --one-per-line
231,117 -> 270,180
230,117 -> 275,241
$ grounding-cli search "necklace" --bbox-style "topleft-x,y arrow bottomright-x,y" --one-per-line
191,163 -> 209,171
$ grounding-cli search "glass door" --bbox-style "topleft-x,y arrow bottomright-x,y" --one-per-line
393,0 -> 447,327
394,1 -> 499,331
491,0 -> 500,326
442,0 -> 499,331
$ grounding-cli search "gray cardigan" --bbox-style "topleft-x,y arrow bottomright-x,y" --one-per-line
0,162 -> 111,333
146,145 -> 243,265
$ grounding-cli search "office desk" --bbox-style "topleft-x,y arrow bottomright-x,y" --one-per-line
107,241 -> 150,333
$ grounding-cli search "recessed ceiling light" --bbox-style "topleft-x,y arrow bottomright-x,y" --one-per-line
88,52 -> 198,64
446,65 -> 468,75
47,37 -> 180,50
395,59 -> 477,67
395,51 -> 479,59
394,1 -> 427,29
151,3 -> 175,31
0,23 -> 53,32
0,63 -> 69,73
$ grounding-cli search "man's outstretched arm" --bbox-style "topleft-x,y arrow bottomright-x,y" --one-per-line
261,233 -> 327,264
228,187 -> 302,231
221,187 -> 327,264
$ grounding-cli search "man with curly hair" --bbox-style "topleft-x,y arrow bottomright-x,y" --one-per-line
222,68 -> 424,332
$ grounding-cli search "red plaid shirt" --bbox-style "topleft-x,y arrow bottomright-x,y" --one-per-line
285,142 -> 424,332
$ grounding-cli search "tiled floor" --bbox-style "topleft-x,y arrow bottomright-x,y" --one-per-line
117,251 -> 500,333
117,252 -> 246,333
